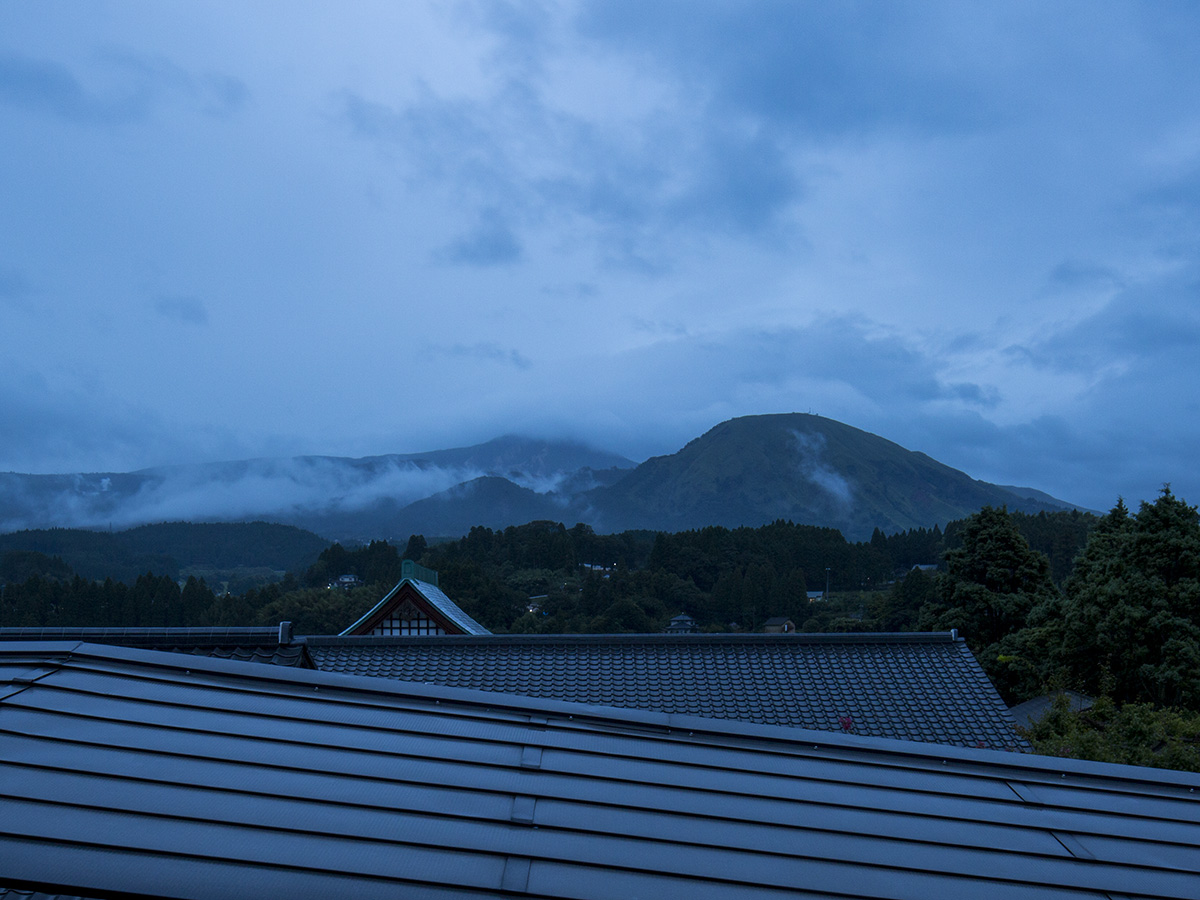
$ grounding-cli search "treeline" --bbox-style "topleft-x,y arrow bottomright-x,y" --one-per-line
916,490 -> 1200,770
0,522 -> 328,586
0,566 -> 243,628
0,509 -> 1097,635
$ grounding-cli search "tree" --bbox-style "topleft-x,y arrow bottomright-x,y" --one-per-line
1024,692 -> 1200,772
403,534 -> 428,562
1054,489 -> 1200,708
919,506 -> 1059,699
873,567 -> 935,632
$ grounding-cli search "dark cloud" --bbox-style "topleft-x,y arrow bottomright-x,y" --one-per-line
1132,163 -> 1200,263
437,209 -> 522,266
900,276 -> 1200,509
883,406 -> 1197,515
1045,260 -> 1126,293
666,127 -> 800,235
949,383 -> 1000,406
707,319 -> 967,406
1015,275 -> 1200,373
100,48 -> 250,119
338,39 -> 805,267
542,318 -> 999,464
434,342 -> 532,370
154,296 -> 209,326
0,48 -> 247,124
0,373 -> 210,475
575,0 -> 995,137
197,73 -> 248,118
0,51 -> 149,123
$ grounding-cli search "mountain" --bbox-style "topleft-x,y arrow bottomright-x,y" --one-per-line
393,476 -> 569,537
577,414 -> 1079,540
996,485 -> 1101,515
0,416 -> 1085,543
0,437 -> 635,540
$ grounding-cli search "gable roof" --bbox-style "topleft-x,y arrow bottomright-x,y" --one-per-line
340,567 -> 489,636
0,625 -> 313,668
305,631 -> 1022,749
2,640 -> 1198,900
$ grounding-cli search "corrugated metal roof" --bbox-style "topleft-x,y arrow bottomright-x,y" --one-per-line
306,631 -> 1021,749
2,641 -> 1197,899
0,626 -> 312,669
339,577 -> 490,636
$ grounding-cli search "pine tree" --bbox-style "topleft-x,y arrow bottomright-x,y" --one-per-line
919,506 -> 1059,699
1056,489 -> 1200,707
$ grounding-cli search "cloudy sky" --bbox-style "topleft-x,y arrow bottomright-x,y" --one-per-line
2,1 -> 1199,512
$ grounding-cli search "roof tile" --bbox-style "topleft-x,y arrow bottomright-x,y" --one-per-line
305,632 -> 1024,749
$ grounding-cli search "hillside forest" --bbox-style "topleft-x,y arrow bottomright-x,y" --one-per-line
3,491 -> 1199,769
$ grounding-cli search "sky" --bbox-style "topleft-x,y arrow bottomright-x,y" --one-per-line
2,1 -> 1200,514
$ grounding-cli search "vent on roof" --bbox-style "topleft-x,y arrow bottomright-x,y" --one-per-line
402,559 -> 439,587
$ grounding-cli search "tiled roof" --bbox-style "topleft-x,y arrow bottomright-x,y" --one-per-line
2,641 -> 1198,900
306,632 -> 1022,749
0,626 -> 313,668
340,577 -> 490,635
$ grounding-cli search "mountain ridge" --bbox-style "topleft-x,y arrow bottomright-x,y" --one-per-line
576,414 -> 1079,539
0,415 -> 1086,542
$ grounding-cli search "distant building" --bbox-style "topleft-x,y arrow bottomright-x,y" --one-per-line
330,573 -> 363,591
1009,690 -> 1095,732
806,590 -> 826,602
340,560 -> 489,636
664,613 -> 700,634
761,616 -> 796,633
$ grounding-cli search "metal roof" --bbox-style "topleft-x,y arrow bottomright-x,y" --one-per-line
1010,691 -> 1096,731
3,641 -> 1197,899
305,631 -> 1022,749
339,577 -> 490,636
0,626 -> 312,669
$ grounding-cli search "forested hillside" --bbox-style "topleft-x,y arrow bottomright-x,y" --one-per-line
0,522 -> 329,590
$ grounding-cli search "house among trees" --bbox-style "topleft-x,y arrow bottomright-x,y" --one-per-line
339,559 -> 490,636
329,572 -> 363,590
761,616 -> 796,633
664,612 -> 700,633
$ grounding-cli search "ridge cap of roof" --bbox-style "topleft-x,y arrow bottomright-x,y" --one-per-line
0,625 -> 286,646
307,630 -> 960,646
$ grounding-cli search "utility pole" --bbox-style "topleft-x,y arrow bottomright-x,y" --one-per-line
824,567 -> 830,600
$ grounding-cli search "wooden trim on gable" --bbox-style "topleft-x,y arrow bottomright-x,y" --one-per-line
345,581 -> 465,636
